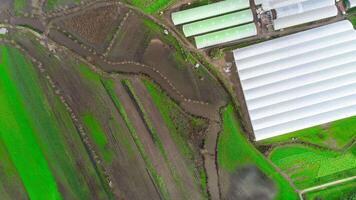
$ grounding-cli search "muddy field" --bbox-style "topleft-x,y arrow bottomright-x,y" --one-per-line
54,4 -> 129,53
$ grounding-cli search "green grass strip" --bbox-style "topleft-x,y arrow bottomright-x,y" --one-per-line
0,45 -> 62,200
129,0 -> 175,13
217,104 -> 299,200
83,114 -> 113,163
101,78 -> 170,199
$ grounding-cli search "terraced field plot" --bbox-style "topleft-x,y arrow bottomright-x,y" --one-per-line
269,144 -> 356,189
0,44 -> 110,199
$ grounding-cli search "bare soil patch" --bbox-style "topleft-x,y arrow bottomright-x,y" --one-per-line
57,5 -> 129,52
107,13 -> 150,61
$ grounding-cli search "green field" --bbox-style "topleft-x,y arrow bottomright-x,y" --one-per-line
269,144 -> 356,189
217,104 -> 299,200
260,116 -> 356,150
128,0 -> 175,13
0,44 -> 110,199
305,179 -> 356,200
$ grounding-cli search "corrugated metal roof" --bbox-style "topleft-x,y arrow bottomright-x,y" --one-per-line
194,23 -> 257,49
233,20 -> 356,140
182,9 -> 254,37
171,0 -> 250,25
273,5 -> 338,30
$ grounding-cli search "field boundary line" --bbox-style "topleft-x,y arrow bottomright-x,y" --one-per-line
103,10 -> 132,57
46,24 -> 209,106
104,60 -> 209,106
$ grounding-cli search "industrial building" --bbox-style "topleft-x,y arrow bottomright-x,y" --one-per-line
171,0 -> 257,49
233,20 -> 356,140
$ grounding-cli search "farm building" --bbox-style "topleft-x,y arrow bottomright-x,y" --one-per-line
233,20 -> 356,140
273,5 -> 338,30
171,0 -> 250,25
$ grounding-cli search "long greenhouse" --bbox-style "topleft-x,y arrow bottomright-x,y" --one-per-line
195,23 -> 257,49
233,20 -> 356,140
273,5 -> 338,30
171,0 -> 250,25
182,9 -> 254,37
274,0 -> 335,18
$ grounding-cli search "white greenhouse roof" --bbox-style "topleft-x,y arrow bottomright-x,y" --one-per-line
273,5 -> 338,30
171,0 -> 250,25
194,23 -> 257,49
349,0 -> 356,8
275,0 -> 335,18
261,0 -> 309,10
233,20 -> 356,140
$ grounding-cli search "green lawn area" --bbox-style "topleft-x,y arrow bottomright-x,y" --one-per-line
269,144 -> 356,189
305,179 -> 356,200
0,45 -> 62,199
128,0 -> 175,13
217,104 -> 299,200
259,116 -> 356,150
